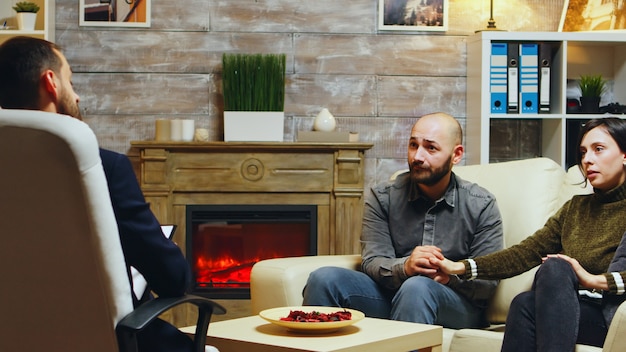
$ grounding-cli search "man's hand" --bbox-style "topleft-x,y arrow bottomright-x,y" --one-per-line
404,245 -> 444,278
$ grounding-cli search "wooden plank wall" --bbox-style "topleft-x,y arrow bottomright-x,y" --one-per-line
54,0 -> 566,189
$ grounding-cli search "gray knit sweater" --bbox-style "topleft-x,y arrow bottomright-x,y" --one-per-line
462,181 -> 626,294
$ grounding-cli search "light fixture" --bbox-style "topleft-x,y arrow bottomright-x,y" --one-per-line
476,0 -> 505,32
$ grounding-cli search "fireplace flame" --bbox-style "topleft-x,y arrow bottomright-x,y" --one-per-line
195,255 -> 262,288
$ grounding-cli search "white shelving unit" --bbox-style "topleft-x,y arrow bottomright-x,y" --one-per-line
466,31 -> 626,168
0,0 -> 54,44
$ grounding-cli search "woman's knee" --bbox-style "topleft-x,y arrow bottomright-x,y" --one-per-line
540,257 -> 571,272
536,258 -> 577,285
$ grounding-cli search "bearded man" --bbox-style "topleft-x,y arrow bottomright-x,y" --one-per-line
302,112 -> 504,329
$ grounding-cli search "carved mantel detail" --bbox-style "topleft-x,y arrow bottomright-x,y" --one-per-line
130,141 -> 373,255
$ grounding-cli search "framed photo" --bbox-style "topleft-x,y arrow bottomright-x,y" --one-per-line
559,0 -> 626,32
378,0 -> 448,32
80,0 -> 151,28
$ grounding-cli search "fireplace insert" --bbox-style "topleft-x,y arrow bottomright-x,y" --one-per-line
186,204 -> 317,299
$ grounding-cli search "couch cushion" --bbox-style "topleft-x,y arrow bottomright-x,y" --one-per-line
454,158 -> 565,248
449,328 -> 601,352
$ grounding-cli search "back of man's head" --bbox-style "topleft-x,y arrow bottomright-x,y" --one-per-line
0,36 -> 62,110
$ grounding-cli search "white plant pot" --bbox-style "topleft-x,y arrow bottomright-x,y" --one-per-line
16,12 -> 37,31
224,111 -> 284,142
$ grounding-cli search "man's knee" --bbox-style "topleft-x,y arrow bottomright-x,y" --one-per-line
308,266 -> 351,285
396,276 -> 440,299
305,266 -> 355,296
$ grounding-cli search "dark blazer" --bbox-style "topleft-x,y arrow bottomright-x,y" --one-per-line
99,148 -> 193,352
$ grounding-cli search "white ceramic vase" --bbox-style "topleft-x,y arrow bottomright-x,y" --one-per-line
17,12 -> 37,31
313,108 -> 336,132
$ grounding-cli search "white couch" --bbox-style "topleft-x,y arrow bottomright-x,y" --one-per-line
250,157 -> 626,352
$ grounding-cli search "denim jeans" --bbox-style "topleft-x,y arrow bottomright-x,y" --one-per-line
501,258 -> 607,352
302,266 -> 485,329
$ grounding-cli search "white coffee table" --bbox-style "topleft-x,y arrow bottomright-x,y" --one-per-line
181,315 -> 442,352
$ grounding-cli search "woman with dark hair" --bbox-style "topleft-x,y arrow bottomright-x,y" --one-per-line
433,117 -> 626,351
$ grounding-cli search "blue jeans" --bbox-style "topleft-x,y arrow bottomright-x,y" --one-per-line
302,266 -> 486,329
501,258 -> 607,352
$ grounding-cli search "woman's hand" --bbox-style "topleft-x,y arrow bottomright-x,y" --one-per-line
429,256 -> 467,275
544,254 -> 608,291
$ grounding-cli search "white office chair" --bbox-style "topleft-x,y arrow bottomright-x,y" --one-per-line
0,109 -> 224,352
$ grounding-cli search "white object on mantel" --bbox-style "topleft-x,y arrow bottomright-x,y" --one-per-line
313,108 -> 336,132
194,128 -> 209,141
223,111 -> 284,142
170,119 -> 183,141
16,12 -> 37,31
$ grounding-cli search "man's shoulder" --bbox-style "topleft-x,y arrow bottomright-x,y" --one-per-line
99,148 -> 133,175
99,148 -> 131,163
453,173 -> 496,201
372,171 -> 410,194
99,148 -> 124,160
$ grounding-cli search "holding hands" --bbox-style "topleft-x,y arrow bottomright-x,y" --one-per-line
404,245 -> 457,284
429,256 -> 467,276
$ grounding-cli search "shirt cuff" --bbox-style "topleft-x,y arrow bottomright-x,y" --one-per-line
612,272 -> 625,295
465,258 -> 477,280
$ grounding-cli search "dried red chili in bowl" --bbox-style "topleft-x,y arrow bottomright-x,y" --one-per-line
279,309 -> 352,322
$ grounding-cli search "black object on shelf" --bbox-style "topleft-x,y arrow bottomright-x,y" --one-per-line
565,119 -> 588,169
600,103 -> 626,114
566,98 -> 581,114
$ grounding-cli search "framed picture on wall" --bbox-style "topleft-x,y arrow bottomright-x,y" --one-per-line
559,0 -> 626,32
378,0 -> 448,32
80,0 -> 151,27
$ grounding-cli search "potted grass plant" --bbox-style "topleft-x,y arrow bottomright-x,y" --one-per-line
13,1 -> 40,31
578,74 -> 606,113
222,53 -> 286,142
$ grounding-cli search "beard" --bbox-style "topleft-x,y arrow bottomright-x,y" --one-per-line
57,87 -> 82,121
409,154 -> 453,186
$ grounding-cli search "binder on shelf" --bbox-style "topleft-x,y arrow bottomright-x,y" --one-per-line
519,43 -> 539,114
507,43 -> 519,113
490,42 -> 508,114
539,43 -> 552,113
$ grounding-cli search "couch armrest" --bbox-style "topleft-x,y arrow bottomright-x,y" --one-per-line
603,301 -> 626,352
250,255 -> 361,314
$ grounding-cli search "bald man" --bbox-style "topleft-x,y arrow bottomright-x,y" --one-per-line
303,112 -> 504,329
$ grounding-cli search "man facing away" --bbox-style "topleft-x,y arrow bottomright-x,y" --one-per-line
303,112 -> 504,328
0,36 -> 194,352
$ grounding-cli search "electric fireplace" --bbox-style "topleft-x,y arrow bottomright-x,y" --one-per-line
186,204 -> 317,299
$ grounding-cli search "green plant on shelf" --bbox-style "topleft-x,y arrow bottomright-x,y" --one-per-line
12,1 -> 40,13
222,53 -> 286,112
578,74 -> 606,98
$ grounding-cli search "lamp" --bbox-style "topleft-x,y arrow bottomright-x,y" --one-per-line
476,0 -> 505,32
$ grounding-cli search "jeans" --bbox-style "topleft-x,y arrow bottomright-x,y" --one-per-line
302,266 -> 485,329
501,258 -> 607,352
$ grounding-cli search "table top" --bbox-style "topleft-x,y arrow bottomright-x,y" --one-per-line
181,315 -> 442,352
